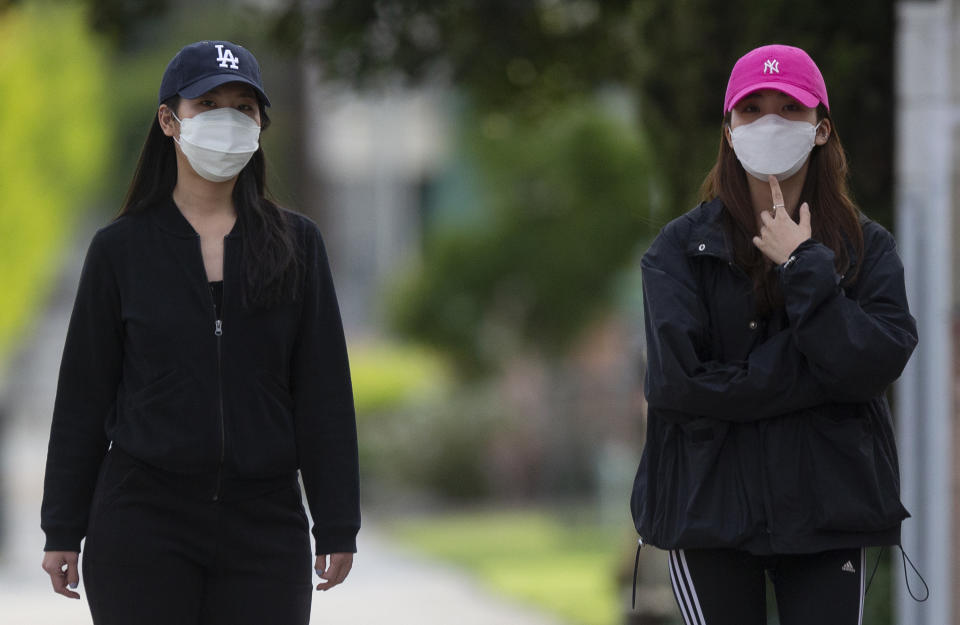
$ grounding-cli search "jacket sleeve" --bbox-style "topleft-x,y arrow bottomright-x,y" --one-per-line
41,231 -> 121,552
642,226 -> 828,421
780,229 -> 918,401
291,225 -> 360,555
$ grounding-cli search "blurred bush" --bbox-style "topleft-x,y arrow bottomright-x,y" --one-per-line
350,342 -> 503,500
390,99 -> 655,375
0,2 -> 110,365
350,342 -> 450,415
360,382 -> 503,500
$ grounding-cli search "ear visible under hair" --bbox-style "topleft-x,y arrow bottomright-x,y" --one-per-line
815,118 -> 832,146
157,95 -> 182,137
157,105 -> 178,138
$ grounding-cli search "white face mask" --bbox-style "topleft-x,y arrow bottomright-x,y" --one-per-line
729,114 -> 822,182
172,108 -> 261,182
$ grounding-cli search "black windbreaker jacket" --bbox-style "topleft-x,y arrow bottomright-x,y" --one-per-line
41,198 -> 359,555
631,199 -> 918,554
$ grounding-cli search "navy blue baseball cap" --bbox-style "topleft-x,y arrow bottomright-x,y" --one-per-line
158,40 -> 270,107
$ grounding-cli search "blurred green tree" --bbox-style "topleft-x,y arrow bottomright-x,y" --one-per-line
392,101 -> 653,373
0,3 -> 110,365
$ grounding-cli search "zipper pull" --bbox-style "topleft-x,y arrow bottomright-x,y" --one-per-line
215,319 -> 222,336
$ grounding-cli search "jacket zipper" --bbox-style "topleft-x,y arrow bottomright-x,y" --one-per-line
198,236 -> 227,502
213,314 -> 224,501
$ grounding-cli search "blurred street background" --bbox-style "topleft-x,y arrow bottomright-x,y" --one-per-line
0,1 -> 956,624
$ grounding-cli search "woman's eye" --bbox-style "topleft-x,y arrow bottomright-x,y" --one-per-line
742,105 -> 758,113
238,104 -> 253,111
200,100 -> 217,107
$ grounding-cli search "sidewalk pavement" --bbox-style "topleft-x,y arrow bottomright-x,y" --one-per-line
0,234 -> 568,625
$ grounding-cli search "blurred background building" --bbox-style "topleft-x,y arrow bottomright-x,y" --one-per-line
0,1 -> 956,624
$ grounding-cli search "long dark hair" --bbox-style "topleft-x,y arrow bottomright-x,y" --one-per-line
699,105 -> 864,316
119,96 -> 301,307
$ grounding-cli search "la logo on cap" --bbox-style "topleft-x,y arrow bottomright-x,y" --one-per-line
763,59 -> 780,74
215,44 -> 239,69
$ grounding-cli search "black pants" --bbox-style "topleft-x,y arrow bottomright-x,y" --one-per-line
668,547 -> 865,625
82,448 -> 313,625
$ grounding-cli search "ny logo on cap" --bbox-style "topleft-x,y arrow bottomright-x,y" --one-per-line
215,44 -> 239,69
763,59 -> 780,74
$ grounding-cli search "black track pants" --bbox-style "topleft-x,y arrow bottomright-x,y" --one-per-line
668,547 -> 865,625
81,448 -> 313,625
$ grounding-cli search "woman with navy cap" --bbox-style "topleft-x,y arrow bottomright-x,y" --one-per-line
630,44 -> 917,624
40,40 -> 359,624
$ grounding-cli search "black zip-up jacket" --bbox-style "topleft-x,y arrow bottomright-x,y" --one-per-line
41,198 -> 359,555
630,199 -> 917,554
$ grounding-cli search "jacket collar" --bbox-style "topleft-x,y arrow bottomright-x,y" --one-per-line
686,198 -> 733,263
151,196 -> 243,240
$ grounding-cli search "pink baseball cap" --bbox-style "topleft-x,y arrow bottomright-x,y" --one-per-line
723,44 -> 829,114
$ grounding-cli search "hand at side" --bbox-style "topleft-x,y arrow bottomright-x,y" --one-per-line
42,551 -> 81,599
315,552 -> 354,591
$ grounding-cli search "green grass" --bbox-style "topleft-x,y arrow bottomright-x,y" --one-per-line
386,508 -> 623,625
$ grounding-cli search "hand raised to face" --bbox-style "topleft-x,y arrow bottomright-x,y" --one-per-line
752,175 -> 812,265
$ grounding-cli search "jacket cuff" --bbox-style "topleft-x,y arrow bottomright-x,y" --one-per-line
313,526 -> 359,555
778,240 -> 839,320
43,529 -> 84,553
782,237 -> 815,267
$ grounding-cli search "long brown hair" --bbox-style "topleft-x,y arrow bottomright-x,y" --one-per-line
699,105 -> 863,316
119,96 -> 302,308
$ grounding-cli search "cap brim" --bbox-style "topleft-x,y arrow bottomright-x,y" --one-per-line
726,82 -> 819,113
179,74 -> 270,107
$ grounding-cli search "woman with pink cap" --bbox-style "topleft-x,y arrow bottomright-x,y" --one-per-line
630,44 -> 917,624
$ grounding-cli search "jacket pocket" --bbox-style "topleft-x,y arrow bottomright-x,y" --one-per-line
118,370 -> 211,470
804,403 -> 909,532
642,417 -> 753,547
127,369 -> 181,406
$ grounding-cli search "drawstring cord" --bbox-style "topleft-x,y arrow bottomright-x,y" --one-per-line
864,545 -> 929,603
631,537 -> 643,609
899,545 -> 929,602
